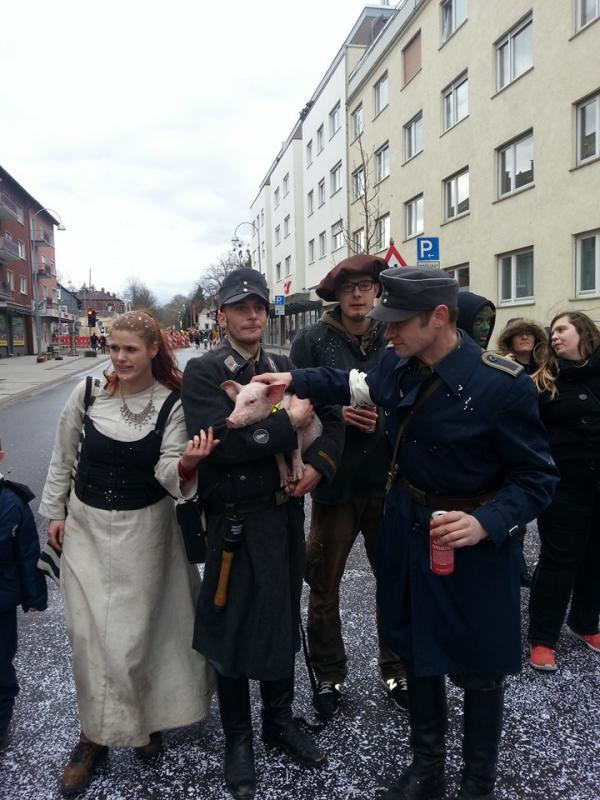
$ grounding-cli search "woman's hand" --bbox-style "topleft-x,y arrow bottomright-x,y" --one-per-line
48,520 -> 65,551
180,427 -> 220,472
342,405 -> 378,432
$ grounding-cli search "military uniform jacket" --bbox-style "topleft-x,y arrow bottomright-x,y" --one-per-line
181,342 -> 343,680
292,334 -> 559,677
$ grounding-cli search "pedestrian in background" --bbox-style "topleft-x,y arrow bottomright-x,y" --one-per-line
39,310 -> 216,797
529,311 -> 600,672
0,440 -> 47,749
253,268 -> 558,800
181,269 -> 344,800
496,318 -> 548,375
290,254 -> 407,718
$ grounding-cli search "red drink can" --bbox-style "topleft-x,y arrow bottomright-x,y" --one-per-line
430,511 -> 455,576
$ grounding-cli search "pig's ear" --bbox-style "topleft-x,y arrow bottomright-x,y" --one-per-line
220,380 -> 242,402
266,383 -> 286,404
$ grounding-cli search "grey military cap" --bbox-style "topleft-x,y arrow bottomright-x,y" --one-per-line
368,267 -> 459,323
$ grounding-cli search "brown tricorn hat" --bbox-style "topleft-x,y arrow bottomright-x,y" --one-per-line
316,254 -> 387,302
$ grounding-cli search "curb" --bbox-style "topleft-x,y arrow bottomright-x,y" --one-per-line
0,356 -> 110,410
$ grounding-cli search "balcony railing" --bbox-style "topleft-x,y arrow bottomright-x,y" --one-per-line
0,191 -> 19,221
36,262 -> 56,276
0,280 -> 13,298
0,236 -> 21,260
33,227 -> 53,246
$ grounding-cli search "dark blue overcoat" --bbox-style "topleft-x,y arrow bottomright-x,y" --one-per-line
292,334 -> 558,677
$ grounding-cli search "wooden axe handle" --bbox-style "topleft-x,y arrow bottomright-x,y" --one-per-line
214,551 -> 235,609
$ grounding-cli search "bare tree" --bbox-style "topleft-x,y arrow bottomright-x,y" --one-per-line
123,278 -> 159,315
341,133 -> 382,255
196,251 -> 250,309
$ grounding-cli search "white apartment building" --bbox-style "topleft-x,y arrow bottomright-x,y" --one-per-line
249,184 -> 269,278
347,0 -> 600,331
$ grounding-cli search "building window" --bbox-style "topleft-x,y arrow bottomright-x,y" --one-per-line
577,0 -> 600,30
403,31 -> 421,85
275,225 -> 281,245
274,187 -> 280,208
276,262 -> 281,281
405,194 -> 424,238
442,72 -> 468,130
576,229 -> 600,294
375,213 -> 390,251
308,239 -> 315,263
351,104 -> 364,139
283,173 -> 290,196
318,178 -> 326,207
374,72 -> 389,116
444,168 -> 470,220
352,166 -> 365,201
332,220 -> 343,251
441,0 -> 467,42
7,270 -> 14,290
496,14 -> 533,91
330,162 -> 342,195
283,215 -> 290,238
577,92 -> 600,164
317,125 -> 324,153
285,255 -> 291,275
498,247 -> 534,304
445,263 -> 470,290
306,140 -> 313,166
375,143 -> 390,183
498,132 -> 534,196
17,240 -> 25,258
329,102 -> 341,137
307,190 -> 314,215
404,112 -> 423,160
261,209 -> 264,227
16,204 -> 24,224
319,231 -> 327,258
353,228 -> 365,254
20,275 -> 27,294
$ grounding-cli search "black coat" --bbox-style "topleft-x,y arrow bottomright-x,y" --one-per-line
539,348 -> 600,488
0,479 -> 47,613
290,310 -> 390,503
181,343 -> 344,680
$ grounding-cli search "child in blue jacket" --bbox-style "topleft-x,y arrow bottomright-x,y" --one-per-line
0,440 -> 47,747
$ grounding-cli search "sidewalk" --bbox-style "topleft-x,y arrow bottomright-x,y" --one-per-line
0,352 -> 110,408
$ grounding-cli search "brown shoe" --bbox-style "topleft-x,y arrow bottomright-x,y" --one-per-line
60,739 -> 108,796
134,731 -> 162,760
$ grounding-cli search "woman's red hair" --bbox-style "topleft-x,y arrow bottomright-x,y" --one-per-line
104,309 -> 182,394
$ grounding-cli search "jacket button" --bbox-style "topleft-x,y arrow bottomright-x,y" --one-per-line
579,393 -> 588,400
581,416 -> 591,424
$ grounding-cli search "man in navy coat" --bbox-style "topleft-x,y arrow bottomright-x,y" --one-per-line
252,268 -> 558,800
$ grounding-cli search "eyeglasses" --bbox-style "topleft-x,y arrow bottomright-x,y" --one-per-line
338,279 -> 375,294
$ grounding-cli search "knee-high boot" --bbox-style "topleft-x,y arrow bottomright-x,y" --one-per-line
454,683 -> 504,800
216,674 -> 256,800
381,674 -> 446,800
260,675 -> 326,766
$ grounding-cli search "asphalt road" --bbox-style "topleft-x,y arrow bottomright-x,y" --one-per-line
0,348 -> 598,800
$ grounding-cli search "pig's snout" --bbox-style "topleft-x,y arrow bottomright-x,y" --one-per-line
225,416 -> 241,429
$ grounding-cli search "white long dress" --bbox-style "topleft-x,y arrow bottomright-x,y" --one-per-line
39,379 -> 214,747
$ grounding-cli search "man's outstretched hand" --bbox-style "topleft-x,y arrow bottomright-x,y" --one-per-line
251,372 -> 293,388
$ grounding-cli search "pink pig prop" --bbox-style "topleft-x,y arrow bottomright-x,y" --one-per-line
220,380 -> 322,486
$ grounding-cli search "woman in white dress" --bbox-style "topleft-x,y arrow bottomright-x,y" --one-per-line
40,310 -> 217,797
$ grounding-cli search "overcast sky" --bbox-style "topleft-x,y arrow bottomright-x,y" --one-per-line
1,0 -> 384,302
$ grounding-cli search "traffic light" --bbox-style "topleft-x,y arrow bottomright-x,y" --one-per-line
87,307 -> 96,327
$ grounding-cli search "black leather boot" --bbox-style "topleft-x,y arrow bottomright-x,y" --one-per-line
217,674 -> 256,800
381,674 -> 446,800
260,676 -> 326,767
453,683 -> 504,800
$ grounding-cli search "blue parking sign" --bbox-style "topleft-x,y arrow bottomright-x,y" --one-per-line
416,237 -> 439,261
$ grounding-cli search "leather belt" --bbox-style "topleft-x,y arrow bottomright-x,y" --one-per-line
206,488 -> 290,516
399,478 -> 496,513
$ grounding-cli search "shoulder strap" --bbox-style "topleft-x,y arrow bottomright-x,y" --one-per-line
154,390 -> 180,438
482,351 -> 524,377
84,376 -> 101,411
386,377 -> 443,493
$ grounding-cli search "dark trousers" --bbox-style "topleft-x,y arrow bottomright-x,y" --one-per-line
0,608 -> 18,732
305,496 -> 404,683
529,484 -> 600,647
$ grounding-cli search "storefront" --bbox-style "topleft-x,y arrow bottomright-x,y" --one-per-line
0,308 -> 32,357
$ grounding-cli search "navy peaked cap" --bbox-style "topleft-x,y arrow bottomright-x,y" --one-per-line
368,267 -> 459,323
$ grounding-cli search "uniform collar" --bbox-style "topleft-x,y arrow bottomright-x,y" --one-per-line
226,336 -> 261,364
430,333 -> 481,396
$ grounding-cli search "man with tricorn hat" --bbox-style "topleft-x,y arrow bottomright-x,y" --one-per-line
180,268 -> 344,800
252,267 -> 558,800
290,254 -> 407,718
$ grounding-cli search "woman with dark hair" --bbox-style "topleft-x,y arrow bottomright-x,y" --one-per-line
496,317 -> 548,374
529,310 -> 600,672
40,310 -> 217,796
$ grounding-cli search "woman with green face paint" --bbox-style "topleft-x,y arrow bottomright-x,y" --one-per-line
457,292 -> 497,349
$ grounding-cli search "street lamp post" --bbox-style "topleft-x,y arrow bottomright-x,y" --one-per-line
232,221 -> 261,272
29,207 -> 66,361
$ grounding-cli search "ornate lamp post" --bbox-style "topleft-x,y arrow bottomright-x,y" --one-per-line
231,221 -> 261,272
